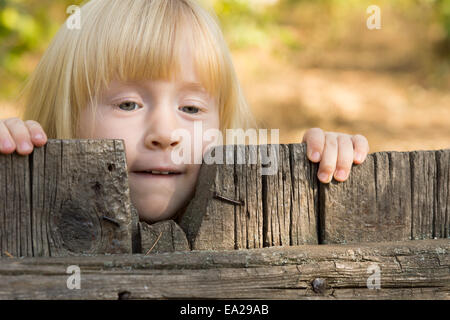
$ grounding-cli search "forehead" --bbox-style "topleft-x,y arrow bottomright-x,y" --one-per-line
109,80 -> 206,92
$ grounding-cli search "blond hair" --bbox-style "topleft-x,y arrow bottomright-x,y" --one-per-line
21,0 -> 255,139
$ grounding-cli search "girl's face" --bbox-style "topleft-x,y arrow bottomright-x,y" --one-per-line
77,54 -> 220,223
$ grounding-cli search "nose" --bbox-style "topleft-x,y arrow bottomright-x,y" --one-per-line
144,107 -> 181,150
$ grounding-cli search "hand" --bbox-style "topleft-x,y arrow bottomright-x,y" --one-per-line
0,117 -> 48,155
302,128 -> 369,183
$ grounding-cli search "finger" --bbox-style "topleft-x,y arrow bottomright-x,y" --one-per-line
334,135 -> 354,181
317,132 -> 338,183
302,128 -> 325,162
351,134 -> 369,164
25,120 -> 47,147
4,118 -> 34,155
0,121 -> 16,154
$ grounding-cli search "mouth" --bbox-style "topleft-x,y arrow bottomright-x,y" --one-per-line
132,170 -> 182,176
130,166 -> 185,178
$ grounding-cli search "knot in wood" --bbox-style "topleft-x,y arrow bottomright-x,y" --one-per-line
118,290 -> 131,300
311,278 -> 327,294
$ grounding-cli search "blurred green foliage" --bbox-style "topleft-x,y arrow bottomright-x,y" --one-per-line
211,0 -> 301,50
0,0 -> 449,100
0,0 -> 83,99
436,0 -> 450,54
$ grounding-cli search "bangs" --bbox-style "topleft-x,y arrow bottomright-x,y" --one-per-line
72,0 -> 231,121
22,0 -> 253,140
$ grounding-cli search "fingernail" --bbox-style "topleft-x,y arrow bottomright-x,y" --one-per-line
355,152 -> 362,163
318,172 -> 330,182
311,152 -> 320,162
20,142 -> 32,151
2,139 -> 13,150
335,169 -> 347,180
34,133 -> 43,140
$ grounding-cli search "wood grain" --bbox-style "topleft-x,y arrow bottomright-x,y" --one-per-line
321,149 -> 450,244
179,144 -> 320,250
0,151 -> 31,257
436,149 -> 450,238
263,144 -> 318,247
234,144 -> 264,249
180,145 -> 449,248
0,139 -> 137,257
0,239 -> 447,299
140,220 -> 189,254
178,145 -> 237,250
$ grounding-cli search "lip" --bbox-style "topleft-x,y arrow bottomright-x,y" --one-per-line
129,172 -> 182,179
129,166 -> 186,180
131,165 -> 185,173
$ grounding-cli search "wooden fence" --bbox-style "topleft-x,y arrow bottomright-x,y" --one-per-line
0,140 -> 449,299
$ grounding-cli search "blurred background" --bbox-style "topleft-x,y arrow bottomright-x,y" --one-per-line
0,0 -> 449,152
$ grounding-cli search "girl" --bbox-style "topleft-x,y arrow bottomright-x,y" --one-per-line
0,0 -> 369,223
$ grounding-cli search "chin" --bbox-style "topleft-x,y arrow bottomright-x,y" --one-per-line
129,187 -> 197,224
138,206 -> 174,224
133,198 -> 183,224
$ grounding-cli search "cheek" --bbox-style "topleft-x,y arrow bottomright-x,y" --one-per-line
76,108 -> 94,139
80,108 -> 131,140
201,122 -> 221,155
78,107 -> 139,167
77,106 -> 113,139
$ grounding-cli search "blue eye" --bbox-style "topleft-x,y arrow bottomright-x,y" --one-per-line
180,106 -> 200,114
117,101 -> 140,111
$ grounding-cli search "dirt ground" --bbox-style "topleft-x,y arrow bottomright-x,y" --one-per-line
233,49 -> 450,153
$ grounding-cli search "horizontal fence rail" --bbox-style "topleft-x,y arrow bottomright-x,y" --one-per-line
0,240 -> 448,299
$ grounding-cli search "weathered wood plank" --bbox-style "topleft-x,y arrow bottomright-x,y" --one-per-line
179,145 -> 266,250
0,152 -> 32,257
235,144 -> 263,249
264,144 -> 291,246
410,151 -> 436,240
436,150 -> 450,238
180,145 -> 449,248
286,144 -> 319,245
178,145 -> 236,250
263,144 -> 319,246
139,220 -> 189,254
0,139 -> 137,257
320,152 -> 412,243
0,239 -> 447,299
179,144 -> 319,250
321,149 -> 450,244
